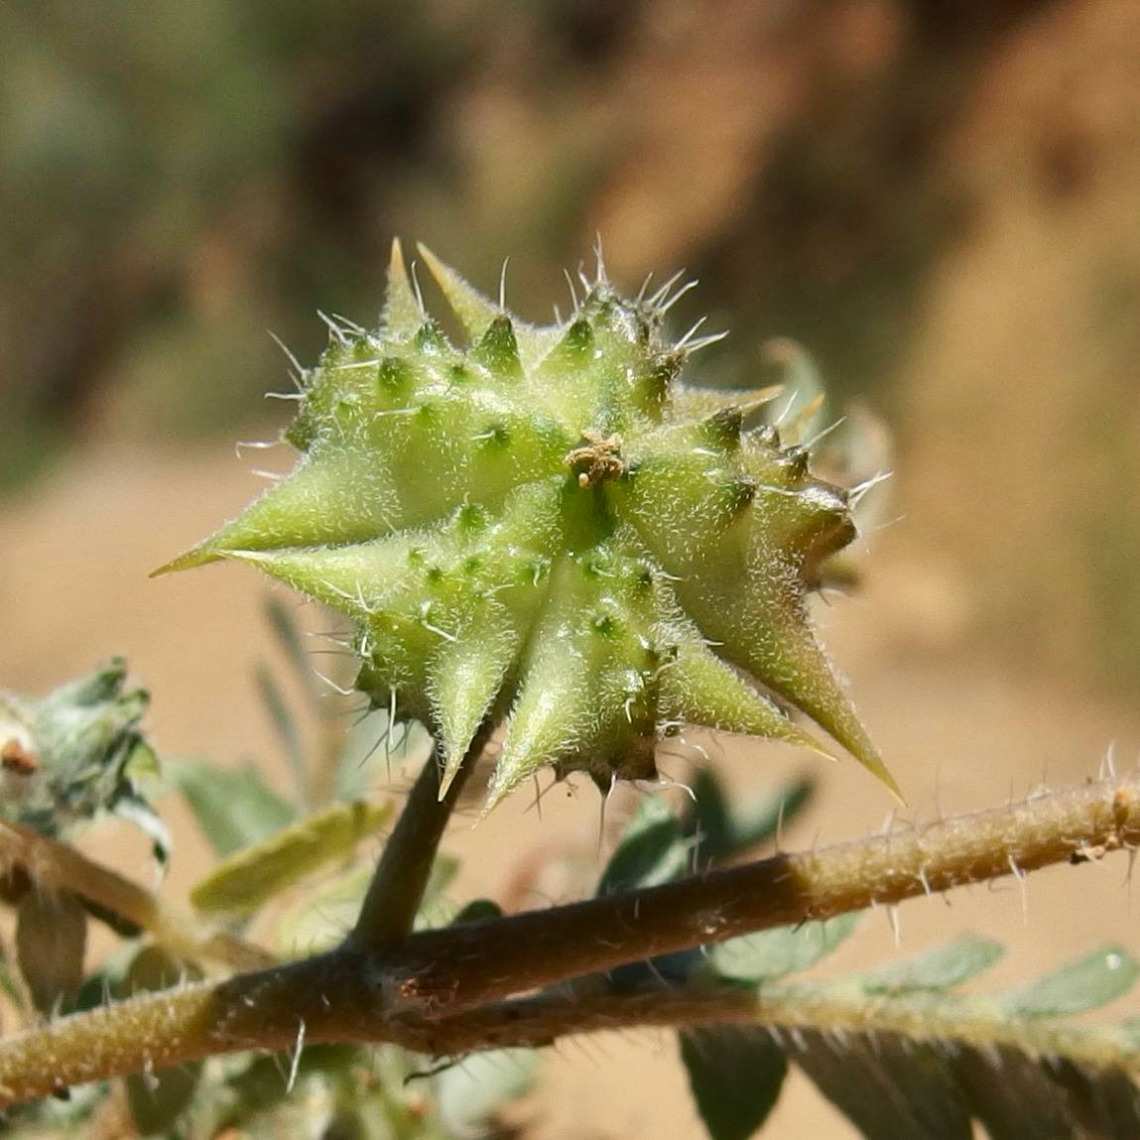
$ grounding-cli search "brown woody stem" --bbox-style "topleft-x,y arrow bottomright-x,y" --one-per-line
349,724 -> 488,949
0,772 -> 1136,1106
402,983 -> 1140,1073
388,770 -> 1140,1014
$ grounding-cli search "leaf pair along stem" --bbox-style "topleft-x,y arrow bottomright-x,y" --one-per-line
1,769 -> 1139,1106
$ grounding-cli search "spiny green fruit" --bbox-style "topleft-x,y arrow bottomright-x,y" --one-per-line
158,242 -> 899,810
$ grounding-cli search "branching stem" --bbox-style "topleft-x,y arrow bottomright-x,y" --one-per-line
410,982 -> 1140,1073
0,772 -> 1136,1106
390,769 -> 1140,1014
0,822 -> 271,972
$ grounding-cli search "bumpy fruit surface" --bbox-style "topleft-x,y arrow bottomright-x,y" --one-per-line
160,243 -> 898,808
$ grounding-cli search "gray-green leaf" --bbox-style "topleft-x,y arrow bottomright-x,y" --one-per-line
862,934 -> 1004,994
599,795 -> 689,895
1000,945 -> 1140,1019
710,912 -> 859,984
190,798 -> 390,917
682,771 -> 814,864
169,757 -> 295,858
255,664 -> 309,809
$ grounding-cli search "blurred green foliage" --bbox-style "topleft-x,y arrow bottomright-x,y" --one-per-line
6,0 -> 1140,692
1,1 -> 1001,486
2,0 -> 475,479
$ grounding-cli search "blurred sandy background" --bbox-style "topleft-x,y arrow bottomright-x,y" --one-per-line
3,2 -> 1140,1136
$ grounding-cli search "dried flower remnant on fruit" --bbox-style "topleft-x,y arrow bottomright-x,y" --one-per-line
566,430 -> 625,488
159,242 -> 900,810
1,738 -> 38,776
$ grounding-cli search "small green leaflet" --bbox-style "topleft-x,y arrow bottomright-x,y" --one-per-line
169,757 -> 295,858
998,945 -> 1140,1019
682,770 -> 814,863
190,798 -> 391,917
598,794 -> 690,895
684,940 -> 1140,1140
708,912 -> 859,984
681,1028 -> 787,1140
861,933 -> 1004,994
255,663 -> 309,809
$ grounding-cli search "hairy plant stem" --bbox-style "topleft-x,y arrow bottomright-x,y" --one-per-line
349,724 -> 488,948
0,822 -> 271,972
0,772 -> 1137,1105
390,769 -> 1140,1013
409,983 -> 1140,1073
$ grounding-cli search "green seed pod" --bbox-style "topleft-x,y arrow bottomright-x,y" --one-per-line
159,242 -> 899,809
